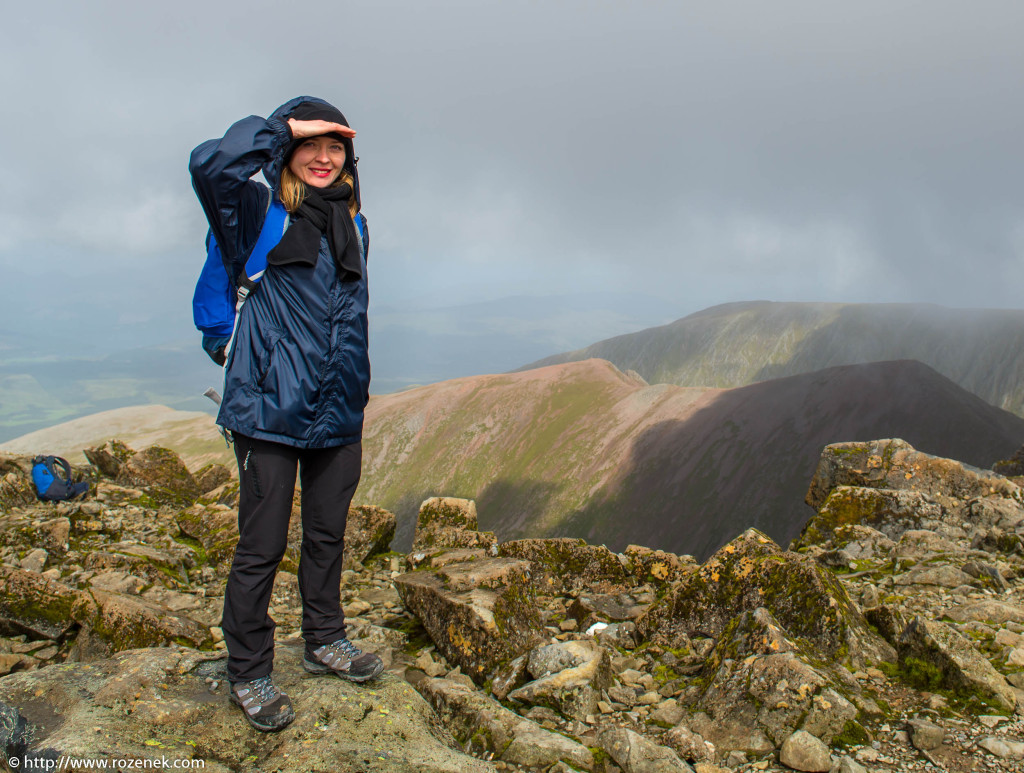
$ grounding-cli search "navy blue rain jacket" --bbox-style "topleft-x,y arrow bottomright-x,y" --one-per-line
189,96 -> 370,448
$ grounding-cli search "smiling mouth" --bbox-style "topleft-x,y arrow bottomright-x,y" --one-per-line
310,168 -> 332,177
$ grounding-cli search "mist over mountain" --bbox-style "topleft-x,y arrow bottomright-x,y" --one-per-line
522,301 -> 1024,416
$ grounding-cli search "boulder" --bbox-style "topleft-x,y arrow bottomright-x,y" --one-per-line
121,446 -> 199,505
979,736 -> 1024,759
943,600 -> 1024,625
636,529 -> 891,666
794,486 -> 944,548
897,616 -> 1016,711
624,544 -> 697,585
412,497 -> 496,552
906,718 -> 945,751
0,455 -> 37,512
664,723 -> 717,765
779,730 -> 832,772
499,538 -> 627,592
0,566 -> 89,640
192,464 -> 231,496
968,496 -> 1024,530
418,676 -> 594,770
689,608 -> 858,752
72,590 -> 212,657
863,604 -> 910,648
816,523 -> 894,558
597,726 -> 694,772
805,439 -> 1022,513
395,557 -> 542,684
0,644 -> 493,772
894,564 -> 975,588
508,639 -> 612,720
344,505 -> 397,569
83,440 -> 133,479
567,593 -> 645,629
175,503 -> 239,568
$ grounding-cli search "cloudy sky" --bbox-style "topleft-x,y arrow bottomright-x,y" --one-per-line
3,1 -> 1024,372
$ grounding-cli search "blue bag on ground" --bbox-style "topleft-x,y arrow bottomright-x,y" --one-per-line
31,455 -> 89,501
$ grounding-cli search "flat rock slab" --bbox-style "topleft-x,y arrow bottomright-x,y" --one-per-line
395,557 -> 542,684
498,538 -> 628,591
597,726 -> 694,772
944,600 -> 1024,625
0,644 -> 493,773
418,676 -> 594,770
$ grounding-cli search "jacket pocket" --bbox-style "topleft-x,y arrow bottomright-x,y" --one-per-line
255,326 -> 287,389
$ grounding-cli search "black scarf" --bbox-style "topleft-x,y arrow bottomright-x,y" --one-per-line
266,183 -> 362,280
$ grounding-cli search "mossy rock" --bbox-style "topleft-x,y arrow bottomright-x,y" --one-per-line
498,538 -> 627,591
121,446 -> 200,506
395,557 -> 542,685
806,439 -> 1023,512
637,529 -> 892,667
794,486 -> 942,549
897,616 -> 1016,712
0,565 -> 88,640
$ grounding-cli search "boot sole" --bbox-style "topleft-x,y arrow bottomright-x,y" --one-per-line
303,657 -> 384,683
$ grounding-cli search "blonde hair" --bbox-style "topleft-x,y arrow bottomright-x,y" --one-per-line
279,167 -> 358,218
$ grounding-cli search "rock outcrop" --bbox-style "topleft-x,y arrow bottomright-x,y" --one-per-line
5,436 -> 1024,772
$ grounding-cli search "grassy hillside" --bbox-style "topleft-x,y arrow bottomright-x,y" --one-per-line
0,405 -> 233,471
521,301 -> 1024,416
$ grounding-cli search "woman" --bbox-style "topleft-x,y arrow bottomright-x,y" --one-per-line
189,96 -> 383,733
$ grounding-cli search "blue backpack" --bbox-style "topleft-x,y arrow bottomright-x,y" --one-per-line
32,456 -> 89,501
192,189 -> 290,365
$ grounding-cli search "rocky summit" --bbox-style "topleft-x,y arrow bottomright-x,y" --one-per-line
5,438 -> 1024,772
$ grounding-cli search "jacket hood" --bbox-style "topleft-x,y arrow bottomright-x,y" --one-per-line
263,96 -> 361,208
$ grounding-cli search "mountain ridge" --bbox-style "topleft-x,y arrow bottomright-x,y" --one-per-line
520,300 -> 1024,416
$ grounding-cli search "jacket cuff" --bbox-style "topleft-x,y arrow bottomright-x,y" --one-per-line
267,117 -> 293,156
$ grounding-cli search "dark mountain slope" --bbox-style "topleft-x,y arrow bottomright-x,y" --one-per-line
359,357 -> 1024,560
560,359 -> 1024,560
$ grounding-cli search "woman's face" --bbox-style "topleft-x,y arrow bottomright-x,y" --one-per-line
287,135 -> 347,188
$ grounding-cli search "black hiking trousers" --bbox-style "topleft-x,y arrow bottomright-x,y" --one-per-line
222,432 -> 361,683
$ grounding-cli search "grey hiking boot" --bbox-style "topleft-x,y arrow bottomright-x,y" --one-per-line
304,638 -> 384,682
230,675 -> 295,732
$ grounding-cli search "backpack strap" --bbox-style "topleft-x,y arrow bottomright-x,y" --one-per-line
52,456 -> 73,483
237,196 -> 289,295
223,194 -> 289,362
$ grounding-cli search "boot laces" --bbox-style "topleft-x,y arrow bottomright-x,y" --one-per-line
249,675 -> 280,703
328,638 -> 362,659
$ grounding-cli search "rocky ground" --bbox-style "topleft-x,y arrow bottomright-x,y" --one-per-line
3,438 -> 1024,772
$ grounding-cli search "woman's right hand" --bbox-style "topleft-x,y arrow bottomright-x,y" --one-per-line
288,118 -> 356,139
